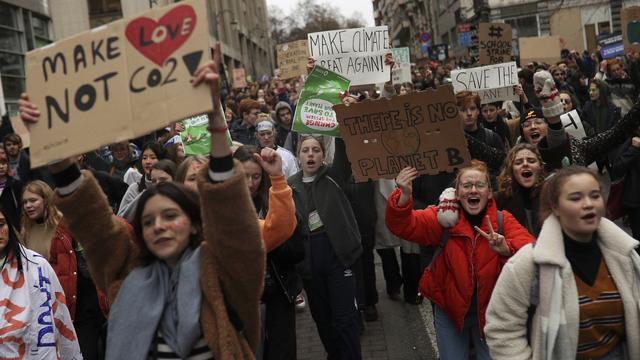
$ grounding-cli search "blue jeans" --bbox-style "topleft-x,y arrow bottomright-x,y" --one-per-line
434,304 -> 491,360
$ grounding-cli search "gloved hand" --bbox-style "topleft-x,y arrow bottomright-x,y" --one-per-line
533,70 -> 564,118
437,187 -> 459,228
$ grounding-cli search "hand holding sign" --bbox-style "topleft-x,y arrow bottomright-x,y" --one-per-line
475,216 -> 510,256
190,42 -> 230,157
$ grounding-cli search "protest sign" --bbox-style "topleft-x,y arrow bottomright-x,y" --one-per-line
307,26 -> 391,86
450,62 -> 517,93
25,0 -> 210,168
10,115 -> 29,148
519,36 -> 561,65
478,23 -> 512,65
333,84 -> 471,182
429,44 -> 448,61
622,7 -> 640,53
232,68 -> 247,89
391,47 -> 411,84
459,32 -> 473,48
599,34 -> 624,59
276,40 -> 309,80
292,66 -> 350,137
0,75 -> 5,117
560,110 -> 587,139
477,86 -> 518,104
179,105 -> 231,155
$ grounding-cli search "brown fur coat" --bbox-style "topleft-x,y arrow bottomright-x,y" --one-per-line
55,162 -> 265,359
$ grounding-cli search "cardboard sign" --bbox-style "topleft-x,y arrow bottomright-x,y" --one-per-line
451,62 -> 517,93
10,115 -> 29,148
25,0 -> 210,168
277,40 -> 309,80
622,7 -> 640,53
232,68 -> 247,89
391,47 -> 411,84
478,23 -> 512,65
477,86 -> 518,104
307,26 -> 391,86
560,110 -> 587,139
519,36 -> 562,65
599,34 -> 624,59
292,66 -> 350,137
333,84 -> 471,182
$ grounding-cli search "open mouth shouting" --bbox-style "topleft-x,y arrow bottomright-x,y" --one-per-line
581,212 -> 598,224
521,169 -> 533,178
529,131 -> 541,141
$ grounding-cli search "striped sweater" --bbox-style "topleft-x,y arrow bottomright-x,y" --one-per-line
575,259 -> 625,359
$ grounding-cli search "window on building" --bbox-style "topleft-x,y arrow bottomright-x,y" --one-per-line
597,21 -> 611,36
0,2 -> 53,115
505,15 -> 539,38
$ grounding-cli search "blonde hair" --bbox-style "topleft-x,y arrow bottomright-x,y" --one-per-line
21,180 -> 62,259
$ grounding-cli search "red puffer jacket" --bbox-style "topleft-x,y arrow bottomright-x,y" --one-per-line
385,189 -> 533,335
48,220 -> 78,320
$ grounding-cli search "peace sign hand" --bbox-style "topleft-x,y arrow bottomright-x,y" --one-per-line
475,216 -> 511,256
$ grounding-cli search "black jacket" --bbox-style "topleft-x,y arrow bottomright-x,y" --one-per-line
609,138 -> 640,209
538,101 -> 640,172
287,144 -> 362,279
494,185 -> 541,237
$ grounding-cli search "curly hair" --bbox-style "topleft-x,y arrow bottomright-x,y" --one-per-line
497,143 -> 546,198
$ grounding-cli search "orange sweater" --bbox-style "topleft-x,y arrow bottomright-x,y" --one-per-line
259,174 -> 297,252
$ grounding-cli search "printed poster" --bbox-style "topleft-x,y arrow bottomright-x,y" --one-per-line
292,66 -> 350,137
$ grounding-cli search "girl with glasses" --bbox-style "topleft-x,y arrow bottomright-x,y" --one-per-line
386,161 -> 534,359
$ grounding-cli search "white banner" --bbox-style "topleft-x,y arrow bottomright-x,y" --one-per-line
477,86 -> 518,104
308,26 -> 391,86
451,62 -> 518,93
560,110 -> 587,139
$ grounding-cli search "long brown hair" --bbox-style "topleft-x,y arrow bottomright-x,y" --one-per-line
538,166 -> 602,224
21,180 -> 62,259
497,143 -> 546,198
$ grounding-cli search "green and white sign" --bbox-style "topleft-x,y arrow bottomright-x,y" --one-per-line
292,66 -> 350,137
180,105 -> 231,155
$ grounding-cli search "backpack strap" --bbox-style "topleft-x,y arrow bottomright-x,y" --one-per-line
427,210 -> 503,272
427,229 -> 449,271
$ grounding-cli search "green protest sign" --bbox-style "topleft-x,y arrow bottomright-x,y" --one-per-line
293,66 -> 350,137
180,105 -> 231,155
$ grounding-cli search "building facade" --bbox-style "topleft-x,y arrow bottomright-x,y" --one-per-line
372,0 -> 639,62
0,0 -> 273,115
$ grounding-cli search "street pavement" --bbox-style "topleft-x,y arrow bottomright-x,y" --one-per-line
296,250 -> 439,360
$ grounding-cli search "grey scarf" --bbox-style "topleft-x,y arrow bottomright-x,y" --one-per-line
106,246 -> 202,360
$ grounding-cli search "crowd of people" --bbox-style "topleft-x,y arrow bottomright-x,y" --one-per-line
1,37 -> 640,360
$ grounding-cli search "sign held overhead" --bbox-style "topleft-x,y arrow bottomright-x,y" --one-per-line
333,84 -> 471,182
307,26 -> 392,86
26,0 -> 211,168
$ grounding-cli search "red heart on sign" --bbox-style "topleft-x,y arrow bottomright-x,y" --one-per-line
125,5 -> 197,66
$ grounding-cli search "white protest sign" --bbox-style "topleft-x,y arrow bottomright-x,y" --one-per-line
477,86 -> 518,104
308,26 -> 391,86
560,110 -> 587,139
451,62 -> 517,93
0,74 -> 5,117
391,47 -> 411,84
